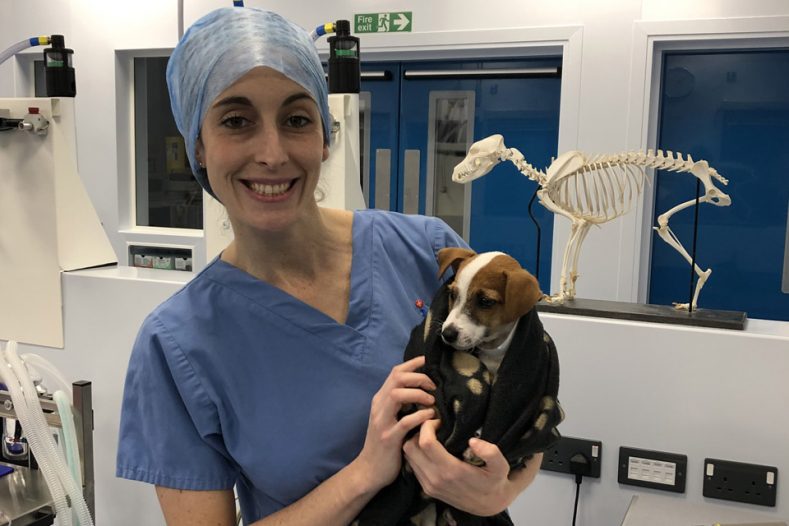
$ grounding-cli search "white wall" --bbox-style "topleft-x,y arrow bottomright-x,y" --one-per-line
2,1 -> 789,524
513,313 -> 789,525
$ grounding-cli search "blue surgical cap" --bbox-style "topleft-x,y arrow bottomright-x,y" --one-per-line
166,7 -> 331,199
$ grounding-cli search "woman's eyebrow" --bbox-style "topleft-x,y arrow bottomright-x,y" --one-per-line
212,95 -> 252,109
211,92 -> 314,110
282,92 -> 314,107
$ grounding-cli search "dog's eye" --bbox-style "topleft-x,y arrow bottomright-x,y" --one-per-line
477,296 -> 497,309
448,289 -> 458,302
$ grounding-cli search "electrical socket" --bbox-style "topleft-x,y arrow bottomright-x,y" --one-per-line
540,436 -> 602,478
618,446 -> 687,493
703,458 -> 778,507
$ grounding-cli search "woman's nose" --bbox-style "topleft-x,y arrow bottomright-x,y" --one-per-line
253,124 -> 289,168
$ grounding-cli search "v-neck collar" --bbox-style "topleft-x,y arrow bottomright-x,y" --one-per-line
205,211 -> 372,335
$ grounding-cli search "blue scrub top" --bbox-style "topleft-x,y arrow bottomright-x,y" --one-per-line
116,210 -> 468,523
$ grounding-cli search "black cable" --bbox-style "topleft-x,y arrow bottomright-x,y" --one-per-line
572,473 -> 582,526
569,453 -> 590,526
528,185 -> 542,281
688,178 -> 702,313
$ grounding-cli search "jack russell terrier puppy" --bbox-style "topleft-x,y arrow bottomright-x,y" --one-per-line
353,247 -> 563,526
438,247 -> 544,380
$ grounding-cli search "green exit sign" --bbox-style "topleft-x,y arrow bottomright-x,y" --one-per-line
355,12 -> 412,33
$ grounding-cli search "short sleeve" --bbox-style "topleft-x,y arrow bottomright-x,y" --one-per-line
426,216 -> 471,255
116,315 -> 239,490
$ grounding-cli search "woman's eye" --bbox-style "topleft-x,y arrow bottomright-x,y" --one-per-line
286,115 -> 311,128
221,115 -> 250,129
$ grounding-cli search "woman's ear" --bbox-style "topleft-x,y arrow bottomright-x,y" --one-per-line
322,143 -> 330,162
195,138 -> 205,168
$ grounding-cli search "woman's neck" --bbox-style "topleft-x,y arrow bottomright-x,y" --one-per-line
222,207 -> 353,286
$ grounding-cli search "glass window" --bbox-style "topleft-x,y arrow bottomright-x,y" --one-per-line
426,91 -> 475,236
650,49 -> 789,320
133,57 -> 203,229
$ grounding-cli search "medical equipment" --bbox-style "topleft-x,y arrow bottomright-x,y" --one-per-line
0,97 -> 118,348
1,32 -> 115,348
0,35 -> 76,97
315,19 -> 365,210
453,134 -> 731,310
42,36 -> 76,98
0,341 -> 94,526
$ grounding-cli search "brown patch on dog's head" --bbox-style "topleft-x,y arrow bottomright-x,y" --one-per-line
441,250 -> 542,352
503,267 -> 543,319
437,247 -> 477,278
466,254 -> 542,329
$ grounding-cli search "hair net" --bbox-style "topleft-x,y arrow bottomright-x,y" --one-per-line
166,7 -> 331,199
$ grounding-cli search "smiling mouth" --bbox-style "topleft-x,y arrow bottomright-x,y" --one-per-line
243,179 -> 296,197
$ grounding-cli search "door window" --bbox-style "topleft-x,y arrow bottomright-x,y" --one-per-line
650,49 -> 789,320
426,91 -> 475,236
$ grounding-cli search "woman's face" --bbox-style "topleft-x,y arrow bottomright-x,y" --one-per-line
197,67 -> 329,233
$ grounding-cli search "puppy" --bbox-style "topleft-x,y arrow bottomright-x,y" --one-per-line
353,248 -> 562,526
437,247 -> 544,379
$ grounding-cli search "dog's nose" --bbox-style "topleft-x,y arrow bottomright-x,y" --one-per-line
442,326 -> 459,344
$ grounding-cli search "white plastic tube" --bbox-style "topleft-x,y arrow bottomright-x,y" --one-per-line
53,390 -> 82,489
4,343 -> 94,526
0,341 -> 71,525
21,353 -> 73,397
0,39 -> 34,66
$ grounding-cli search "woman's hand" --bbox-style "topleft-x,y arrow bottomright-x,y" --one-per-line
403,419 -> 543,516
353,356 -> 437,494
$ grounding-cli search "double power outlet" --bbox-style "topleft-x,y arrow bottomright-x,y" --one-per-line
541,439 -> 778,507
541,436 -> 602,478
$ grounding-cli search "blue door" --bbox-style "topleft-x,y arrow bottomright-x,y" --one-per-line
361,58 -> 562,290
649,50 -> 789,321
359,63 -> 402,210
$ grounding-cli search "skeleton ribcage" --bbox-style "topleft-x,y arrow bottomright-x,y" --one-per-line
542,162 -> 645,223
540,151 -> 697,224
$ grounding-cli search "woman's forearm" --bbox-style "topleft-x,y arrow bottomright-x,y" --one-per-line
252,457 -> 379,526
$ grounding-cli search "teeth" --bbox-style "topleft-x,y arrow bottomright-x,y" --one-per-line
249,181 -> 291,196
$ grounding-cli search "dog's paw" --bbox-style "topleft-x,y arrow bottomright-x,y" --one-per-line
462,446 -> 486,467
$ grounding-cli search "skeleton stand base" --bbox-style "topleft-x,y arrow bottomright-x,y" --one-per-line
536,297 -> 747,331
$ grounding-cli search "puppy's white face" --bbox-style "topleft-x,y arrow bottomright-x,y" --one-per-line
442,252 -> 518,351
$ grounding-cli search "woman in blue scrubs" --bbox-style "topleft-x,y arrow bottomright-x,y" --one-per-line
116,7 -> 542,525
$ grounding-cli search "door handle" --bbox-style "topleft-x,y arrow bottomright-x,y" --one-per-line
403,149 -> 420,214
783,199 -> 789,293
374,149 -> 391,210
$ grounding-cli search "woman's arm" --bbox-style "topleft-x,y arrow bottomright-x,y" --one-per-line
156,487 -> 237,525
155,459 -> 376,526
404,419 -> 543,517
156,356 -> 436,526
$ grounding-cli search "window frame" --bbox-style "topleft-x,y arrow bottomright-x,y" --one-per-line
115,49 -> 204,270
625,17 -> 789,304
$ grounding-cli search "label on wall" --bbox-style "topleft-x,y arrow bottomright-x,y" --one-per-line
355,12 -> 412,33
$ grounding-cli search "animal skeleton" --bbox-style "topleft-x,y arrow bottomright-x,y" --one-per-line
452,134 -> 732,309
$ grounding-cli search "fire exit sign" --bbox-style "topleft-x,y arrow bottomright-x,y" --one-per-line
355,12 -> 412,33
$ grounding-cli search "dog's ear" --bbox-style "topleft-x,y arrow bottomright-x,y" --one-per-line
437,247 -> 477,278
503,268 -> 543,318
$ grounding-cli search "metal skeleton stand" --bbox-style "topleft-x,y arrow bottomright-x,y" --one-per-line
0,381 -> 94,526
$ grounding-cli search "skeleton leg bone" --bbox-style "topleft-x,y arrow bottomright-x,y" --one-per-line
654,195 -> 717,310
539,191 -> 580,303
552,221 -> 580,303
567,222 -> 593,299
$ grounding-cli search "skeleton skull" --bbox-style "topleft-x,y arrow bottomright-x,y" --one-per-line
452,134 -> 507,183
